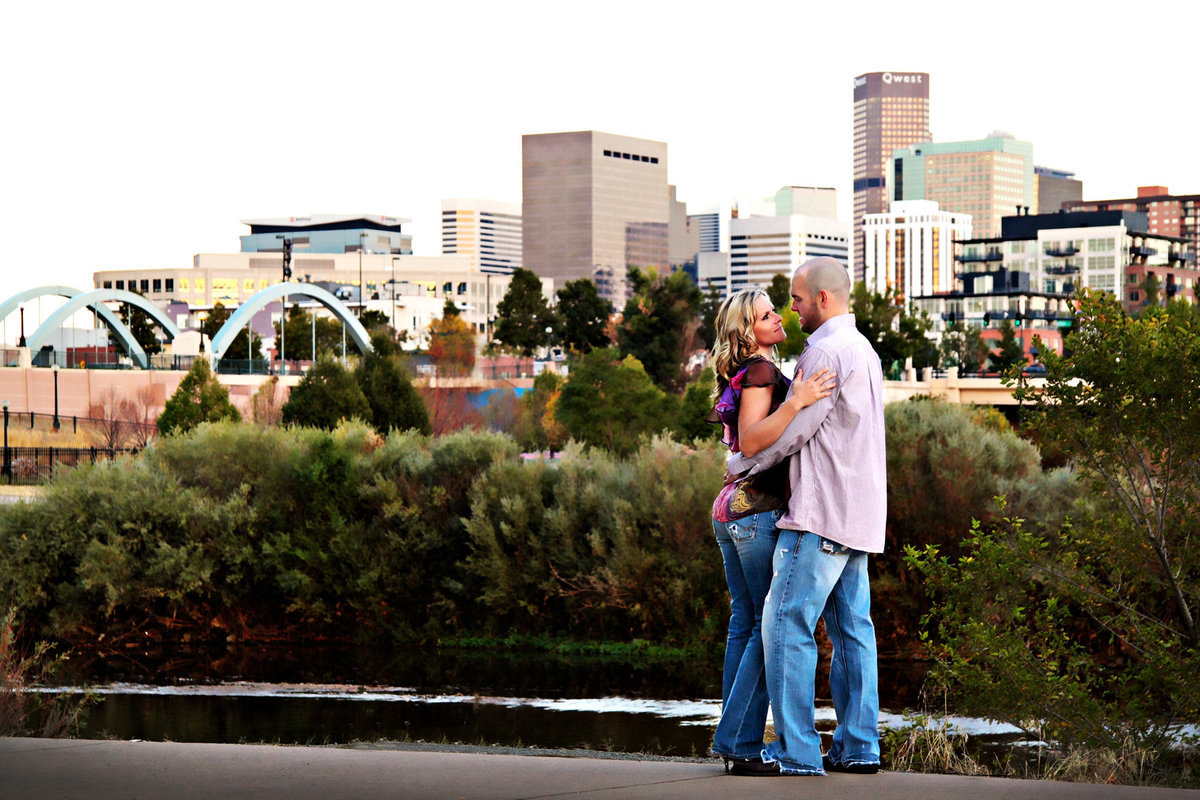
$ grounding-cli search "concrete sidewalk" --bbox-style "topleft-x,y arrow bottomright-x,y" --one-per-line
2,739 -> 1197,800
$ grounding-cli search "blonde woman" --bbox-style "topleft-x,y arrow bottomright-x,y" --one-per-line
705,288 -> 834,775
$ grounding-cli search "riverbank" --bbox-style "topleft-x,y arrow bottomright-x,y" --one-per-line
3,738 -> 1196,800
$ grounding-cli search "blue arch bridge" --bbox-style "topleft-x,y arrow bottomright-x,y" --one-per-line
0,284 -> 373,373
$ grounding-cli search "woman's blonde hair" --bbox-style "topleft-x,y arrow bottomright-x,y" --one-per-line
711,289 -> 772,393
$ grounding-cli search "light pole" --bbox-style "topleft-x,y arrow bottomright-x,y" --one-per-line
359,232 -> 369,314
51,363 -> 60,431
391,256 -> 399,333
545,326 -> 553,360
2,399 -> 9,482
277,234 -> 292,374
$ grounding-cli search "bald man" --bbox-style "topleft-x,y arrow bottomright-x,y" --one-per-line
727,256 -> 886,776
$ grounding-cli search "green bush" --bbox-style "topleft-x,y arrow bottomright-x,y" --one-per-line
464,436 -> 727,642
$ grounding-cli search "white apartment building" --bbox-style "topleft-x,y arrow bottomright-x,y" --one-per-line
864,200 -> 972,300
440,199 -> 522,274
726,215 -> 850,294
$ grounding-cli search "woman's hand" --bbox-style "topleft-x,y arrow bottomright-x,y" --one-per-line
787,367 -> 836,411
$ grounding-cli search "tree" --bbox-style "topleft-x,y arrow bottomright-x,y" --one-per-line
553,348 -> 678,456
116,290 -> 163,355
697,280 -> 724,351
86,387 -> 138,449
556,278 -> 613,355
427,311 -> 476,377
280,357 -> 371,430
988,318 -> 1025,373
356,350 -> 430,435
250,376 -> 283,427
359,309 -> 390,330
493,268 -> 555,356
276,305 -> 347,361
897,303 -> 936,370
1137,272 -> 1162,313
937,320 -> 989,373
519,370 -> 566,453
766,272 -> 791,310
852,282 -> 911,376
775,306 -> 808,360
616,267 -> 703,393
201,302 -> 263,364
909,289 -> 1200,759
157,358 -> 241,435
674,366 -> 717,443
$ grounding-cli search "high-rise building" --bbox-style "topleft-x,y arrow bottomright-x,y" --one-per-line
863,200 -> 971,301
891,132 -> 1035,240
522,131 -> 671,307
1065,186 -> 1200,267
1034,166 -> 1083,214
440,199 -> 522,274
853,71 -> 931,282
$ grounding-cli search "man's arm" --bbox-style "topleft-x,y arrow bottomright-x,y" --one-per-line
727,349 -> 838,476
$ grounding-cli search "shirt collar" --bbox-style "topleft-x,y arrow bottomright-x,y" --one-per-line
806,313 -> 856,347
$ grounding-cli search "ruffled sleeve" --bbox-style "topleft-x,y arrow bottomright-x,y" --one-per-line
740,359 -> 780,389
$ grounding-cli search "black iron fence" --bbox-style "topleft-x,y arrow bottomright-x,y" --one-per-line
2,445 -> 140,485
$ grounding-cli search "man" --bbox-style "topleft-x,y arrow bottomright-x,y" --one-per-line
727,256 -> 886,776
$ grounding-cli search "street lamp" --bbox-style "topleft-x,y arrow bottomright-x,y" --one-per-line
545,325 -> 553,361
2,399 -> 10,482
51,363 -> 60,431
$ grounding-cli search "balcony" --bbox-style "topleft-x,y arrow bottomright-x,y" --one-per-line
1044,245 -> 1080,257
957,251 -> 1004,263
1130,245 -> 1158,258
1168,250 -> 1195,264
1044,263 -> 1080,275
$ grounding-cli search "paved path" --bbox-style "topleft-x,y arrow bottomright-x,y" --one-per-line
2,738 -> 1197,800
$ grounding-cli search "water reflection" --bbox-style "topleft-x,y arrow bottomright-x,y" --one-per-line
65,645 -> 932,755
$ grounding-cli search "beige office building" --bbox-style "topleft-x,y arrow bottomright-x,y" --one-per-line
523,131 -> 671,307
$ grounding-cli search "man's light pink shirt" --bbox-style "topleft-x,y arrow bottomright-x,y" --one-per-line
726,313 -> 887,553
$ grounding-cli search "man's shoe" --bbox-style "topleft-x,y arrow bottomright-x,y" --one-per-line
725,756 -> 781,776
822,755 -> 880,774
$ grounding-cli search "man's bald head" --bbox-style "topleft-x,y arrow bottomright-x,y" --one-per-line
790,257 -> 851,333
794,257 -> 851,308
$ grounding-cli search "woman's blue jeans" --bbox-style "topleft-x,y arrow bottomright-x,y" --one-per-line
762,529 -> 880,774
711,509 -> 780,759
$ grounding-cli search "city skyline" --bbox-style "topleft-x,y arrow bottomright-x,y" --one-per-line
4,0 -> 1199,305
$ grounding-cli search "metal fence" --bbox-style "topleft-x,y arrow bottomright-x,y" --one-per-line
2,445 -> 140,485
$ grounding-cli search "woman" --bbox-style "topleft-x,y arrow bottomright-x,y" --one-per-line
706,288 -> 834,775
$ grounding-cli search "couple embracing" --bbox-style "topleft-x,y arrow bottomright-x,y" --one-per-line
707,257 -> 886,777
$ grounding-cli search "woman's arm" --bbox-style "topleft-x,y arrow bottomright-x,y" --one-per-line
738,368 -> 835,458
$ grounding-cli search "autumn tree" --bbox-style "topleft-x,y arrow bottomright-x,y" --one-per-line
427,311 -> 476,377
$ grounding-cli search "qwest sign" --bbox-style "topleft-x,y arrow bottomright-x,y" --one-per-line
882,72 -> 923,84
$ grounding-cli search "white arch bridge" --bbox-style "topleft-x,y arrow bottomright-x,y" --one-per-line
1,284 -> 372,369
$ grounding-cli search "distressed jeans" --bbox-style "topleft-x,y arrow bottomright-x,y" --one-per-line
762,529 -> 880,774
711,510 -> 780,759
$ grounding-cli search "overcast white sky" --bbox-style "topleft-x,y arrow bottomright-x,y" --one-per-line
3,0 -> 1198,307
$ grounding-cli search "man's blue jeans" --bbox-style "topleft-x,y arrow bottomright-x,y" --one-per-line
762,529 -> 880,774
711,510 -> 780,759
